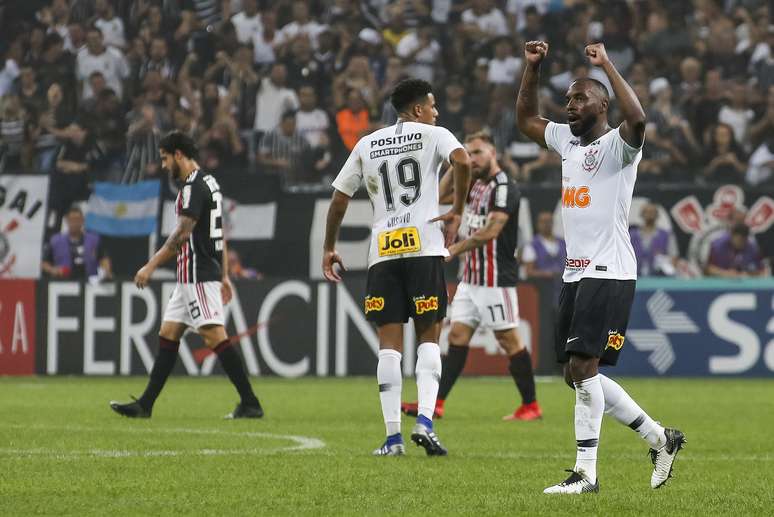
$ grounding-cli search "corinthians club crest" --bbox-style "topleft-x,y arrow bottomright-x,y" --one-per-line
582,148 -> 599,172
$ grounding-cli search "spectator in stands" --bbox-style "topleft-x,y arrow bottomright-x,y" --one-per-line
522,211 -> 566,280
705,222 -> 766,278
0,41 -> 22,98
50,123 -> 100,226
139,37 -> 176,83
747,133 -> 774,186
675,56 -> 703,112
258,110 -> 310,181
689,67 -> 724,141
438,78 -> 466,140
381,7 -> 410,50
333,55 -> 378,112
17,66 -> 45,118
253,63 -> 299,139
94,0 -> 126,50
719,82 -> 755,148
296,85 -> 330,150
395,25 -> 441,83
487,37 -> 522,86
336,89 -> 370,152
283,36 -> 324,91
123,103 -> 161,183
0,94 -> 27,172
461,0 -> 510,42
231,0 -> 263,44
76,27 -> 129,101
27,83 -> 71,174
630,203 -> 679,277
228,248 -> 261,280
41,205 -> 112,281
703,123 -> 748,183
276,1 -> 327,51
252,9 -> 278,66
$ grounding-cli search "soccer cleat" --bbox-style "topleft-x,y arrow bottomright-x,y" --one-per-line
400,400 -> 444,418
225,401 -> 264,419
543,470 -> 599,494
503,401 -> 543,421
109,396 -> 151,418
372,436 -> 405,456
410,423 -> 448,456
649,427 -> 686,488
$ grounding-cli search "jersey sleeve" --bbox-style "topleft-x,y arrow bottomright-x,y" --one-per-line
543,122 -> 571,155
434,126 -> 464,162
491,180 -> 520,214
611,125 -> 643,166
180,181 -> 207,220
331,141 -> 363,196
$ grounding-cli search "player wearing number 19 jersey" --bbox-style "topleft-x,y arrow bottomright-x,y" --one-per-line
517,41 -> 684,494
109,131 -> 263,420
323,79 -> 471,457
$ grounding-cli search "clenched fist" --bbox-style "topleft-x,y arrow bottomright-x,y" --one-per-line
585,43 -> 610,67
524,41 -> 549,65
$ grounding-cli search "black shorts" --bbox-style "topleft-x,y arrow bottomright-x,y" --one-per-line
365,256 -> 448,326
554,278 -> 636,366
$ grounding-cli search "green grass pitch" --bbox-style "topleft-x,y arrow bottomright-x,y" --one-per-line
2,376 -> 773,515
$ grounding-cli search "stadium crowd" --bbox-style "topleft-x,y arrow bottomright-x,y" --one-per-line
0,0 -> 770,278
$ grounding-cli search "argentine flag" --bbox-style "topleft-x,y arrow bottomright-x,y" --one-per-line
85,181 -> 160,236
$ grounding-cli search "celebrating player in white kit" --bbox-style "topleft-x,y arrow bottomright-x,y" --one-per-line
516,42 -> 685,493
322,79 -> 471,456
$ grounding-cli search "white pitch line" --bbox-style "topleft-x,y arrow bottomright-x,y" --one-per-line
0,423 -> 325,459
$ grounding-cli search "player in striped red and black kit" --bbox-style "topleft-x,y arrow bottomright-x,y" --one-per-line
403,132 -> 541,421
110,131 -> 263,419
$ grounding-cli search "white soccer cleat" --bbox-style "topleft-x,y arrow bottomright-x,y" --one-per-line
543,470 -> 599,494
650,427 -> 686,488
372,441 -> 405,456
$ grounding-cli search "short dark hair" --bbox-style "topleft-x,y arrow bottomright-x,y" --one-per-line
159,131 -> 198,159
281,109 -> 297,121
390,78 -> 433,114
67,205 -> 83,216
730,222 -> 750,238
464,131 -> 495,146
573,77 -> 610,101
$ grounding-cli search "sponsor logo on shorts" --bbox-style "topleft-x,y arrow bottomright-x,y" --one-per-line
377,227 -> 421,257
414,296 -> 439,315
606,331 -> 625,351
364,296 -> 385,313
565,257 -> 591,271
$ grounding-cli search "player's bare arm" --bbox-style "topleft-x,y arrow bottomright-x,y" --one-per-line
220,235 -> 233,304
431,147 -> 471,247
438,164 -> 454,204
585,43 -> 646,148
322,189 -> 350,282
516,41 -> 551,148
134,215 -> 197,288
446,211 -> 509,260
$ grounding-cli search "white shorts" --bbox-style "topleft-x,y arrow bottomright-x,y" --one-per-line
163,281 -> 225,328
449,282 -> 519,331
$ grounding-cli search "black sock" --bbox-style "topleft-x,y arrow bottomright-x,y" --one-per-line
508,349 -> 536,405
437,344 -> 469,401
138,337 -> 179,410
215,340 -> 260,406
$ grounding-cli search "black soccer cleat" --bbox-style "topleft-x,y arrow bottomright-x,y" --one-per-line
225,401 -> 264,419
410,423 -> 447,456
109,396 -> 151,418
649,427 -> 686,488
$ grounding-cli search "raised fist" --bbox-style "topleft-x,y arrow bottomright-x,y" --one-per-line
524,41 -> 549,65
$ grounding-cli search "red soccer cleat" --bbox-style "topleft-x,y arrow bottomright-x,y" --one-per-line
502,401 -> 543,421
401,400 -> 445,418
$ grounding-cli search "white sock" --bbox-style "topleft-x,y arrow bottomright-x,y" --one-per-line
377,349 -> 402,436
415,342 -> 442,421
573,374 -> 604,484
599,374 -> 666,449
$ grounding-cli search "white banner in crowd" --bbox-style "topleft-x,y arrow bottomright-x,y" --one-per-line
0,175 -> 49,279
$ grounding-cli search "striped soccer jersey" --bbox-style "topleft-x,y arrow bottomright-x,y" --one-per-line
461,171 -> 521,287
174,169 -> 224,283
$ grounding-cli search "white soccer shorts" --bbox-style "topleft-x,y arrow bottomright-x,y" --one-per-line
449,282 -> 519,331
163,281 -> 225,328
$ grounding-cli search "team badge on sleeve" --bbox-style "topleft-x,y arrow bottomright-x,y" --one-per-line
605,331 -> 625,351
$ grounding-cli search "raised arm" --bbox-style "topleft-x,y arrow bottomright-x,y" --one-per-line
585,43 -> 646,148
516,41 -> 551,148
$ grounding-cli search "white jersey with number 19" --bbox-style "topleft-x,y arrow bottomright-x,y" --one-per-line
332,121 -> 464,268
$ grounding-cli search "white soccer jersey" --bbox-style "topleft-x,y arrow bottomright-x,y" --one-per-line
332,121 -> 464,268
544,122 -> 642,282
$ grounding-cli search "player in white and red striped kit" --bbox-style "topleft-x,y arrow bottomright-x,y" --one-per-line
402,132 -> 541,421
